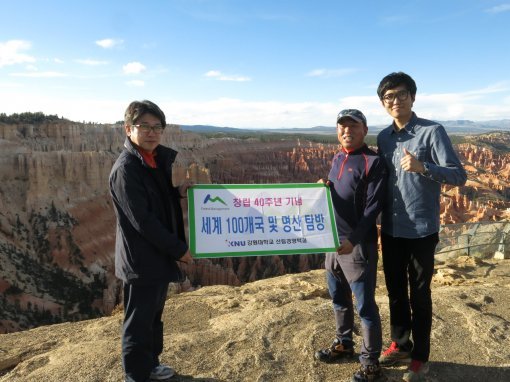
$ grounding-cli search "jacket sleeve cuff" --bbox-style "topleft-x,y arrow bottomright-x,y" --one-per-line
173,242 -> 189,260
347,235 -> 359,247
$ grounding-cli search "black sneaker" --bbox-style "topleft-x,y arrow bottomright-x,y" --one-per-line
150,364 -> 175,380
314,338 -> 354,363
351,363 -> 383,382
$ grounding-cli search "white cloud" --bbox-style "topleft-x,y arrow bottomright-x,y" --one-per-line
123,62 -> 146,75
0,91 -> 127,123
0,40 -> 36,68
465,82 -> 509,95
75,59 -> 109,66
205,70 -> 222,77
0,83 -> 508,128
158,84 -> 510,128
162,97 -> 358,128
485,4 -> 510,13
204,70 -> 251,82
126,80 -> 145,87
408,83 -> 510,122
10,71 -> 68,78
0,81 -> 23,89
307,68 -> 358,78
95,38 -> 123,48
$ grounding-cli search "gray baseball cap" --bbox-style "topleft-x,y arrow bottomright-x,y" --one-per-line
337,109 -> 367,125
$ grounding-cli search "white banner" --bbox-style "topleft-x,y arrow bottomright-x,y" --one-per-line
187,183 -> 339,258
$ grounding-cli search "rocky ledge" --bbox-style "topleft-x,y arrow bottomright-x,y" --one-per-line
0,255 -> 509,382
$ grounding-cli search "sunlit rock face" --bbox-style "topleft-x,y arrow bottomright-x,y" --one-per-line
0,121 -> 207,333
1,260 -> 509,381
1,120 -> 509,333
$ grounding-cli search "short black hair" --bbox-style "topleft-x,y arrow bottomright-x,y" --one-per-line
124,100 -> 166,127
377,72 -> 417,100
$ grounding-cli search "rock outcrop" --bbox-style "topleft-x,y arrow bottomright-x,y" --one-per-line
0,258 -> 509,381
2,121 -> 510,333
0,122 -> 206,333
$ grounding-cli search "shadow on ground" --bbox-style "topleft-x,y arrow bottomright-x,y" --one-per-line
382,362 -> 510,382
167,376 -> 221,382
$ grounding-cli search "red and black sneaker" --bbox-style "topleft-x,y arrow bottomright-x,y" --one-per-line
378,341 -> 411,365
403,360 -> 429,382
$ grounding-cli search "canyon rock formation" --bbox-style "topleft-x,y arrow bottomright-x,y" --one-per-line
1,120 -> 510,333
0,258 -> 509,381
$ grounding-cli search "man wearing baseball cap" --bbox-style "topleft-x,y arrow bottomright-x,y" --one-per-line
315,109 -> 387,382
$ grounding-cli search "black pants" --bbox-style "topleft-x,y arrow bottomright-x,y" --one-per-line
381,233 -> 438,363
122,282 -> 169,382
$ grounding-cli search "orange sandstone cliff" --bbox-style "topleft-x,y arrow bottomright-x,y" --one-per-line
1,121 -> 509,333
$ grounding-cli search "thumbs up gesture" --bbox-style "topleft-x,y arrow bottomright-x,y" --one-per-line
401,148 -> 426,173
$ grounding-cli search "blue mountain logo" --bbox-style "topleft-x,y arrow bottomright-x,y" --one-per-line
203,194 -> 227,206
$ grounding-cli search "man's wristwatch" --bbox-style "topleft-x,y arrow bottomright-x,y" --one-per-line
422,162 -> 430,175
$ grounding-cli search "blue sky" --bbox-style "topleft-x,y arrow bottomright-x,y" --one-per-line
1,0 -> 510,128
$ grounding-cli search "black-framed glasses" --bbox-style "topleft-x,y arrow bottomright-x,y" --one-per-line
382,89 -> 410,104
132,124 -> 165,134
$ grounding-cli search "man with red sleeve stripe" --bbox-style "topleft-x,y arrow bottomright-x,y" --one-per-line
315,109 -> 387,382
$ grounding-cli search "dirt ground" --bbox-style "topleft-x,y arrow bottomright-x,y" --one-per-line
1,256 -> 509,382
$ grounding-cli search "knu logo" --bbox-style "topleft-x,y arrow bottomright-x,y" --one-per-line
226,239 -> 246,247
203,194 -> 227,206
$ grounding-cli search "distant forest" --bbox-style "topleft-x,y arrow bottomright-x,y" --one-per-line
0,112 -> 65,124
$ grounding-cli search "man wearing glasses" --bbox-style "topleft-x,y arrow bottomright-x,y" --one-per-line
315,109 -> 387,382
376,72 -> 466,382
109,100 -> 193,382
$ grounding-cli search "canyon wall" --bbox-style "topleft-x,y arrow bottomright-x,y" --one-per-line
1,121 -> 509,333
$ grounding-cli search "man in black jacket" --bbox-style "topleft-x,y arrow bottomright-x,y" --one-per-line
315,109 -> 386,382
109,100 -> 193,382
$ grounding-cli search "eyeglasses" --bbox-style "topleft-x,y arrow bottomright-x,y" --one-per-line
132,124 -> 165,134
382,89 -> 410,104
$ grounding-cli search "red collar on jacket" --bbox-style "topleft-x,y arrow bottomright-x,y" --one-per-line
337,144 -> 369,180
135,146 -> 157,168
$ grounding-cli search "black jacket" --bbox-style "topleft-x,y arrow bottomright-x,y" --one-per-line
109,137 -> 188,285
325,144 -> 386,271
328,144 -> 386,245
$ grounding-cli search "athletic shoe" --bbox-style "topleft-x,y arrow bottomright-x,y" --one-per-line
150,364 -> 175,380
402,360 -> 429,382
351,363 -> 383,382
378,341 -> 411,365
314,338 -> 354,362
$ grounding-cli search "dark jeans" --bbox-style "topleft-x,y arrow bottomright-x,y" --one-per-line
327,242 -> 382,365
381,232 -> 438,363
122,282 -> 169,382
